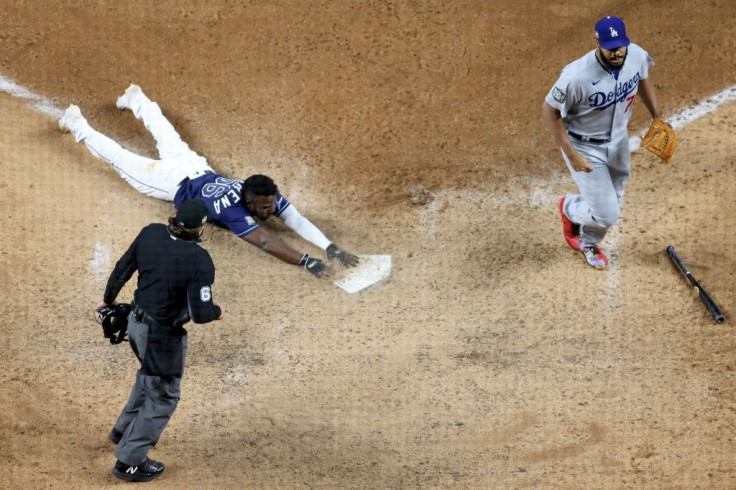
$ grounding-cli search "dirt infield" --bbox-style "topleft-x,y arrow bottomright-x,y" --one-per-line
1,2 -> 736,488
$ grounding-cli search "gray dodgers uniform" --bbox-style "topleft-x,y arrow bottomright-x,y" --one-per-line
546,43 -> 654,246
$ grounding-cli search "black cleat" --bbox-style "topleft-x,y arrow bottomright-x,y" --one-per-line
107,428 -> 123,445
112,458 -> 165,482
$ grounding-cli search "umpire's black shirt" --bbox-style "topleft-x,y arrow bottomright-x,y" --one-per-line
103,223 -> 221,325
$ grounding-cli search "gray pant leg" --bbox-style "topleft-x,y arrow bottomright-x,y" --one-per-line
607,137 -> 631,203
113,370 -> 146,434
562,136 -> 630,246
115,373 -> 182,465
114,315 -> 187,465
112,316 -> 149,434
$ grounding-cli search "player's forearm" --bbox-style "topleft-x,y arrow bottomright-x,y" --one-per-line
542,102 -> 577,159
240,234 -> 304,265
265,241 -> 305,265
279,205 -> 332,250
637,78 -> 661,120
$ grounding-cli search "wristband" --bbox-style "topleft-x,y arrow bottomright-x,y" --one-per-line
299,253 -> 309,266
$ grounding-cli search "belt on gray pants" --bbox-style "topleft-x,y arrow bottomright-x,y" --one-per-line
567,131 -> 610,145
132,304 -> 184,331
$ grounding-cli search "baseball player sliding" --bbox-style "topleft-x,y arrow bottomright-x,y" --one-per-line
542,16 -> 664,269
59,84 -> 359,277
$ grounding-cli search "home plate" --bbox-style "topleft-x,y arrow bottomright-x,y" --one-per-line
333,255 -> 392,293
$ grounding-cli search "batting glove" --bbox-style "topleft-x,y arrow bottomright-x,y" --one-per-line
326,243 -> 359,267
300,253 -> 328,278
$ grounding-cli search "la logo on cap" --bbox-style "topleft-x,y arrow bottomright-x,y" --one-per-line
595,16 -> 630,50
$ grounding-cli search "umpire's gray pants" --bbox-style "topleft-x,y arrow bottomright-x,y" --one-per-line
113,313 -> 188,466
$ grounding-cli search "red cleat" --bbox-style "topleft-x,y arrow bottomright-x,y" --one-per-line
558,196 -> 581,251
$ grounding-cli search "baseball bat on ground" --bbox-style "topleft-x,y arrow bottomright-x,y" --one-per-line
666,245 -> 725,324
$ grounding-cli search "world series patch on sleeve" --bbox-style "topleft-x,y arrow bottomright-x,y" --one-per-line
641,118 -> 676,163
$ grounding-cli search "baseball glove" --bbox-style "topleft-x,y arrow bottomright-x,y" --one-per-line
641,118 -> 676,163
95,303 -> 132,345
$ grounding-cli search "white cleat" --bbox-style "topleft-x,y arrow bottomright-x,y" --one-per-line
116,83 -> 143,110
59,104 -> 85,132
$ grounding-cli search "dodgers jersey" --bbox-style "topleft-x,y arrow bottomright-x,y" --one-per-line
545,43 -> 654,141
174,173 -> 291,237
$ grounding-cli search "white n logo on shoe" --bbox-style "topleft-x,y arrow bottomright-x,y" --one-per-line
125,466 -> 139,474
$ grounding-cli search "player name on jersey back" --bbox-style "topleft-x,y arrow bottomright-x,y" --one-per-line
200,177 -> 243,214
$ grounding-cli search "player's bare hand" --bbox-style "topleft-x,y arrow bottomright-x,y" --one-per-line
326,243 -> 359,267
570,154 -> 593,173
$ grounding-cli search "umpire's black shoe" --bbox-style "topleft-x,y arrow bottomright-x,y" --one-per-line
107,428 -> 123,445
112,458 -> 165,482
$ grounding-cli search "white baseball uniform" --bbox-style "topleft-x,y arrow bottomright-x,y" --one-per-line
64,89 -> 213,201
61,86 -> 334,251
545,43 -> 654,246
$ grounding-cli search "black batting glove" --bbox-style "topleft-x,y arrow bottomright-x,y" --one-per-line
300,253 -> 328,278
326,243 -> 359,267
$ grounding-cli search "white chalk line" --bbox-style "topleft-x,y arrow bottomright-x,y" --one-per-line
89,242 -> 111,282
629,84 -> 736,151
412,83 -> 736,314
605,84 -> 736,303
0,74 -> 64,118
1,73 -> 735,292
0,75 -> 105,277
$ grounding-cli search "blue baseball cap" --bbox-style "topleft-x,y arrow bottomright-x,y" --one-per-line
595,16 -> 630,50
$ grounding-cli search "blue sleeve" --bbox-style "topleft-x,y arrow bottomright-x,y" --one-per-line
219,205 -> 260,237
273,193 -> 291,217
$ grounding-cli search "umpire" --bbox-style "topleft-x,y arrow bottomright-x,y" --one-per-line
96,199 -> 224,482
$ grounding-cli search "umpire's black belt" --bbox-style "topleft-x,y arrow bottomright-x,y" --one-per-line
131,304 -> 187,376
568,131 -> 610,145
132,304 -> 184,331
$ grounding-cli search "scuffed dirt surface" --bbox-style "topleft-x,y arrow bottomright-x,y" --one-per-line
1,2 -> 736,488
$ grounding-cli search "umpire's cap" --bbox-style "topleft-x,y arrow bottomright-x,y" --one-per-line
176,199 -> 210,229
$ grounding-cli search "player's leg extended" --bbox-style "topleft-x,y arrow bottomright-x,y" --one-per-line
60,105 -> 183,201
562,146 -> 620,246
116,84 -> 209,163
